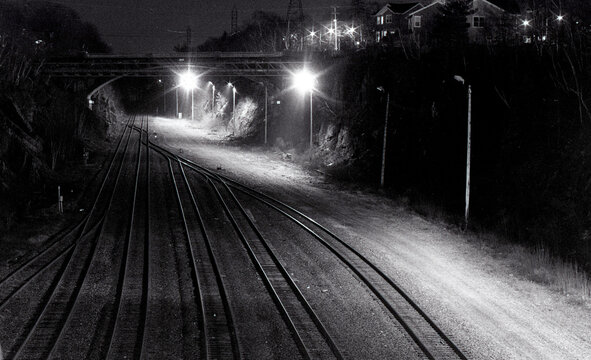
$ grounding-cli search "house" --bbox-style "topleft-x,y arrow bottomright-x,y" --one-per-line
374,0 -> 520,44
463,0 -> 520,42
374,2 -> 424,42
406,0 -> 444,38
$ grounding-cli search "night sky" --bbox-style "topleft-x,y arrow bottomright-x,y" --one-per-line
48,0 -> 351,53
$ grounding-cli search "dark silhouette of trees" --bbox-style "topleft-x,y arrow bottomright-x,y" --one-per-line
0,1 -> 110,56
433,0 -> 473,48
0,1 -> 110,229
195,11 -> 286,52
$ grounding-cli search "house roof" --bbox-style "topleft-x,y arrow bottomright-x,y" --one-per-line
375,3 -> 422,16
406,0 -> 443,17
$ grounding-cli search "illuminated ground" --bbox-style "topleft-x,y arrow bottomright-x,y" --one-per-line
150,116 -> 591,359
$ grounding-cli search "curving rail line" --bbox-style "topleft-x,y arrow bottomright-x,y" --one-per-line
148,142 -> 344,360
148,137 -> 468,360
0,113 -> 469,359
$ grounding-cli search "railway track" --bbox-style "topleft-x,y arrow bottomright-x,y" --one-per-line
167,157 -> 240,359
149,137 -> 468,360
0,114 -> 469,359
0,115 -> 138,358
105,115 -> 149,359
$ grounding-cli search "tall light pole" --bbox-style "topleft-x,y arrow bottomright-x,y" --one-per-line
259,81 -> 268,145
265,84 -> 269,145
377,86 -> 390,188
212,83 -> 215,111
179,71 -> 198,120
208,81 -> 215,112
332,6 -> 338,50
228,82 -> 237,131
232,86 -> 236,125
292,69 -> 317,149
191,88 -> 194,120
175,88 -> 179,118
454,75 -> 472,229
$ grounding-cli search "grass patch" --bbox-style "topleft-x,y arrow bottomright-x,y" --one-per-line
513,245 -> 591,301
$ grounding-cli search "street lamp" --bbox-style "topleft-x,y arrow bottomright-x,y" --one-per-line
453,75 -> 472,230
179,71 -> 198,120
208,81 -> 215,112
377,86 -> 390,188
292,69 -> 317,149
256,82 -> 269,145
228,82 -> 236,129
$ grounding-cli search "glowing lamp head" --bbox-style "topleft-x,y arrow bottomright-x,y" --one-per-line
522,19 -> 531,27
179,71 -> 198,90
292,69 -> 316,94
557,15 -> 564,22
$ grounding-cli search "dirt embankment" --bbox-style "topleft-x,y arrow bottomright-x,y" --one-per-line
0,82 -> 124,243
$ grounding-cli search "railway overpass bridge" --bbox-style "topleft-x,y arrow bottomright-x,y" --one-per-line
42,51 -> 311,108
43,52 -> 309,78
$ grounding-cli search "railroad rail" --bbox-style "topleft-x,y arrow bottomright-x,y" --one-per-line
0,114 -> 468,359
148,137 -> 468,360
0,116 -> 136,358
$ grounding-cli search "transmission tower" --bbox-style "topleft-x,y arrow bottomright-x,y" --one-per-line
286,0 -> 304,50
231,5 -> 238,35
186,26 -> 192,51
351,0 -> 365,21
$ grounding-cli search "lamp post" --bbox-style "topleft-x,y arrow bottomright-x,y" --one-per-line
292,69 -> 317,149
453,75 -> 472,229
207,81 -> 215,112
228,82 -> 237,131
260,82 -> 268,145
309,89 -> 313,149
377,86 -> 390,188
179,71 -> 198,120
211,83 -> 215,111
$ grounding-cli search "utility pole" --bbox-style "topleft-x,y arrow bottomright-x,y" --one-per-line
351,0 -> 365,44
380,92 -> 390,187
464,85 -> 472,229
231,5 -> 238,35
333,6 -> 339,51
287,0 -> 304,50
191,89 -> 194,120
264,84 -> 268,145
186,26 -> 192,51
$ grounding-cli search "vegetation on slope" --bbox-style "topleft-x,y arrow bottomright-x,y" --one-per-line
0,1 -> 112,230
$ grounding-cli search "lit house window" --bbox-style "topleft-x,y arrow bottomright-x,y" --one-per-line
376,31 -> 381,42
377,16 -> 384,25
413,15 -> 422,28
386,14 -> 392,24
473,16 -> 485,27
